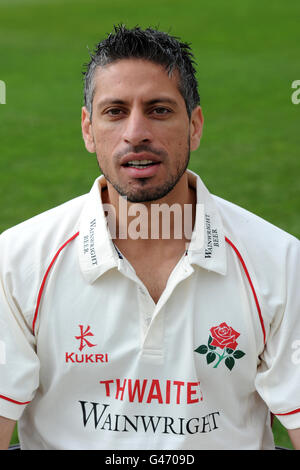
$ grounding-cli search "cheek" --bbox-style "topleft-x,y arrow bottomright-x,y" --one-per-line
93,135 -> 111,171
169,132 -> 190,158
162,124 -> 188,147
93,129 -> 116,159
92,119 -> 121,145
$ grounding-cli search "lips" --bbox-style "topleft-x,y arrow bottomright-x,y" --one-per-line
124,159 -> 158,168
120,152 -> 162,167
120,153 -> 162,178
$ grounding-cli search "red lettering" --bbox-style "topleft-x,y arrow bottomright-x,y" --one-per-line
85,354 -> 94,363
147,380 -> 163,404
75,354 -> 84,363
100,380 -> 114,396
128,379 -> 148,403
65,352 -> 108,363
165,380 -> 171,404
65,352 -> 75,363
187,381 -> 200,404
116,379 -> 127,400
173,381 -> 185,404
98,378 -> 204,404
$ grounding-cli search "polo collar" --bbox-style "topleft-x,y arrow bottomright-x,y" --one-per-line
78,170 -> 227,284
77,177 -> 120,284
186,170 -> 227,275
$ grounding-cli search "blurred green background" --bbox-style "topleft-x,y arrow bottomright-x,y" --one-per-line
0,0 -> 299,450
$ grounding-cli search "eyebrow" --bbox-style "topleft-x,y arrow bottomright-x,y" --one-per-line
96,97 -> 178,109
146,98 -> 178,106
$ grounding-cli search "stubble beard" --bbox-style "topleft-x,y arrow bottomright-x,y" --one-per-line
97,145 -> 191,203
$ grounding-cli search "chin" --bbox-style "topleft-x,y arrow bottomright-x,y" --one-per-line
121,184 -> 178,203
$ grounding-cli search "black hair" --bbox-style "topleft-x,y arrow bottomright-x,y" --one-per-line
82,24 -> 200,119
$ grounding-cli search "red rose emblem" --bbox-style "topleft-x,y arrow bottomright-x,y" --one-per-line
210,322 -> 240,350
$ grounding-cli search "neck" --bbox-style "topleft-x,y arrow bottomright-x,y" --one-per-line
101,172 -> 196,245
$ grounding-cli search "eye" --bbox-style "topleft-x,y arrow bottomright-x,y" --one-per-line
152,107 -> 171,115
105,108 -> 126,117
103,108 -> 125,118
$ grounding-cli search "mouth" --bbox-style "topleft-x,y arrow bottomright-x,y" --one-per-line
121,151 -> 162,166
120,153 -> 162,178
120,154 -> 162,179
123,159 -> 160,169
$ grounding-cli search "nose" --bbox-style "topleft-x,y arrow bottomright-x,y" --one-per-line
122,109 -> 152,146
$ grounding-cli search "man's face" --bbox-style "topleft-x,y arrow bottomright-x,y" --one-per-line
82,58 -> 203,202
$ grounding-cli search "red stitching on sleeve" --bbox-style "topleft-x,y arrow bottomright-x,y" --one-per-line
32,231 -> 80,335
0,394 -> 31,405
275,408 -> 300,416
225,236 -> 266,345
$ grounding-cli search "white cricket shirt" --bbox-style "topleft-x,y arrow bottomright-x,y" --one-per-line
0,170 -> 299,450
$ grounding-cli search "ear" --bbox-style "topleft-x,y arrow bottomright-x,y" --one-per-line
189,106 -> 204,151
81,106 -> 96,153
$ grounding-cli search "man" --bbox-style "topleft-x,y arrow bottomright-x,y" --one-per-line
0,25 -> 299,450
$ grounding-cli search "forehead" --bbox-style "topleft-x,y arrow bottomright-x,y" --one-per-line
92,58 -> 184,104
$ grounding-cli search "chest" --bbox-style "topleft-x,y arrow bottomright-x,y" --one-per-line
114,241 -> 188,304
129,254 -> 186,304
36,247 -> 264,360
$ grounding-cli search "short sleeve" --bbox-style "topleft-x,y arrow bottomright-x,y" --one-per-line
0,238 -> 40,420
255,237 -> 300,429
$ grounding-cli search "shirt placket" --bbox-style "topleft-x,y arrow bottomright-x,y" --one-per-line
137,284 -> 156,335
141,256 -> 194,358
117,250 -> 194,359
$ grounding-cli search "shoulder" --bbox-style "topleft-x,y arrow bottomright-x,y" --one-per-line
212,195 -> 300,335
0,194 -> 88,326
0,194 -> 87,276
213,194 -> 300,323
213,194 -> 299,256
